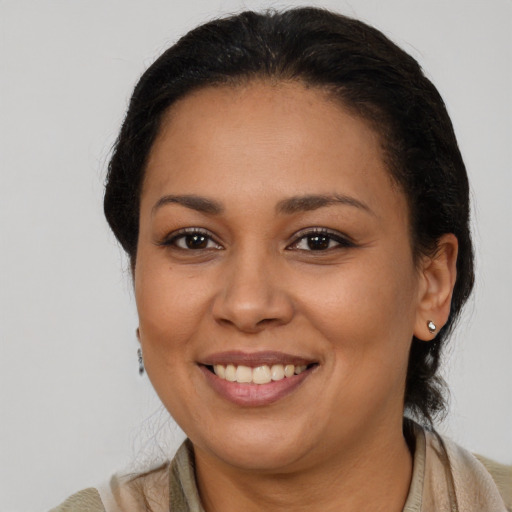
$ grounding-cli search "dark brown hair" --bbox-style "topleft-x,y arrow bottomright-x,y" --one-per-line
104,7 -> 474,425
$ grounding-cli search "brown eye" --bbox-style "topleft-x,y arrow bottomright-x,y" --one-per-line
162,229 -> 222,250
306,234 -> 330,250
183,234 -> 209,249
288,228 -> 354,252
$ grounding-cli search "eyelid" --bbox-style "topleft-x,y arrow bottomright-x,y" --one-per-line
287,227 -> 355,250
155,226 -> 354,251
156,227 -> 223,249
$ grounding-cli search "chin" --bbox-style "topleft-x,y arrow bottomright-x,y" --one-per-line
192,422 -> 315,472
212,443 -> 309,473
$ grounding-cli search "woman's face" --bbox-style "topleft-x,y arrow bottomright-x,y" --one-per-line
135,82 -> 426,472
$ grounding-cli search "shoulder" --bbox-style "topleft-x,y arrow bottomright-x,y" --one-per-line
49,441 -> 198,512
49,462 -> 171,512
474,453 -> 512,511
427,429 -> 512,511
48,487 -> 105,512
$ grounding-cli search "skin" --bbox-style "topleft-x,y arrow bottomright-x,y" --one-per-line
135,82 -> 458,512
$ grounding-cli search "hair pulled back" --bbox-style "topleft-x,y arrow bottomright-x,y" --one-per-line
104,7 -> 474,425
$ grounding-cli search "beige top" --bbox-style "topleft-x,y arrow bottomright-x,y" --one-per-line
50,423 -> 512,512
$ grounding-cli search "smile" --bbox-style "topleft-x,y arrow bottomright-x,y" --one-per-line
211,363 -> 308,384
199,351 -> 318,406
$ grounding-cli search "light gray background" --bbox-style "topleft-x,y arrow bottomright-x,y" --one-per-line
1,1 -> 511,510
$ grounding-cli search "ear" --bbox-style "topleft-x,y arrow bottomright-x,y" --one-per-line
136,327 -> 141,342
414,234 -> 458,341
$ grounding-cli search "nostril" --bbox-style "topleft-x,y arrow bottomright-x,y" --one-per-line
215,315 -> 282,333
256,318 -> 279,327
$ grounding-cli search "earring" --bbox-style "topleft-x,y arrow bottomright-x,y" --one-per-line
137,347 -> 144,376
427,320 -> 437,334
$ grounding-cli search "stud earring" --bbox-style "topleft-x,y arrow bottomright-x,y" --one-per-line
427,320 -> 437,334
137,347 -> 144,375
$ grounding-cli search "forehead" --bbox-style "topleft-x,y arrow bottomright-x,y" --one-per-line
152,81 -> 383,160
142,81 -> 405,218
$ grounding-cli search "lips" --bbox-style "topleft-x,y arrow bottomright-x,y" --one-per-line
199,351 -> 318,406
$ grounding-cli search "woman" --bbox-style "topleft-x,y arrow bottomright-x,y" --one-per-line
52,7 -> 511,512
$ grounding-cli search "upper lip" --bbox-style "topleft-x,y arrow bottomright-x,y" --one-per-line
200,350 -> 317,367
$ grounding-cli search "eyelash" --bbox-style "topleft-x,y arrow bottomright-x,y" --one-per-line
158,227 -> 354,252
157,228 -> 222,251
287,228 -> 355,252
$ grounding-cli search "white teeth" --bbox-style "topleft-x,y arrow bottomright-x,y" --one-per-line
212,363 -> 311,384
214,364 -> 225,379
225,364 -> 236,382
271,364 -> 285,381
253,365 -> 272,384
294,365 -> 307,375
284,364 -> 295,378
235,365 -> 253,383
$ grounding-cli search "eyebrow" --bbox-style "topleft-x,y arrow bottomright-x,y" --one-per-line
152,195 -> 224,215
276,194 -> 375,216
151,193 -> 374,217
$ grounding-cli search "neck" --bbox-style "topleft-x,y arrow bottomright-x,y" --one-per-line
194,419 -> 413,512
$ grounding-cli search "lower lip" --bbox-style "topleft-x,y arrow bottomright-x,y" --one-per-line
199,365 -> 315,406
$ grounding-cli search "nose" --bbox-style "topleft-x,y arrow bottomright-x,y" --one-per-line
212,249 -> 294,333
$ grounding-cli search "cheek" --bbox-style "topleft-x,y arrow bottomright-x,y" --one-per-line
298,255 -> 418,363
134,260 -> 210,418
317,265 -> 418,415
135,259 -> 210,351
